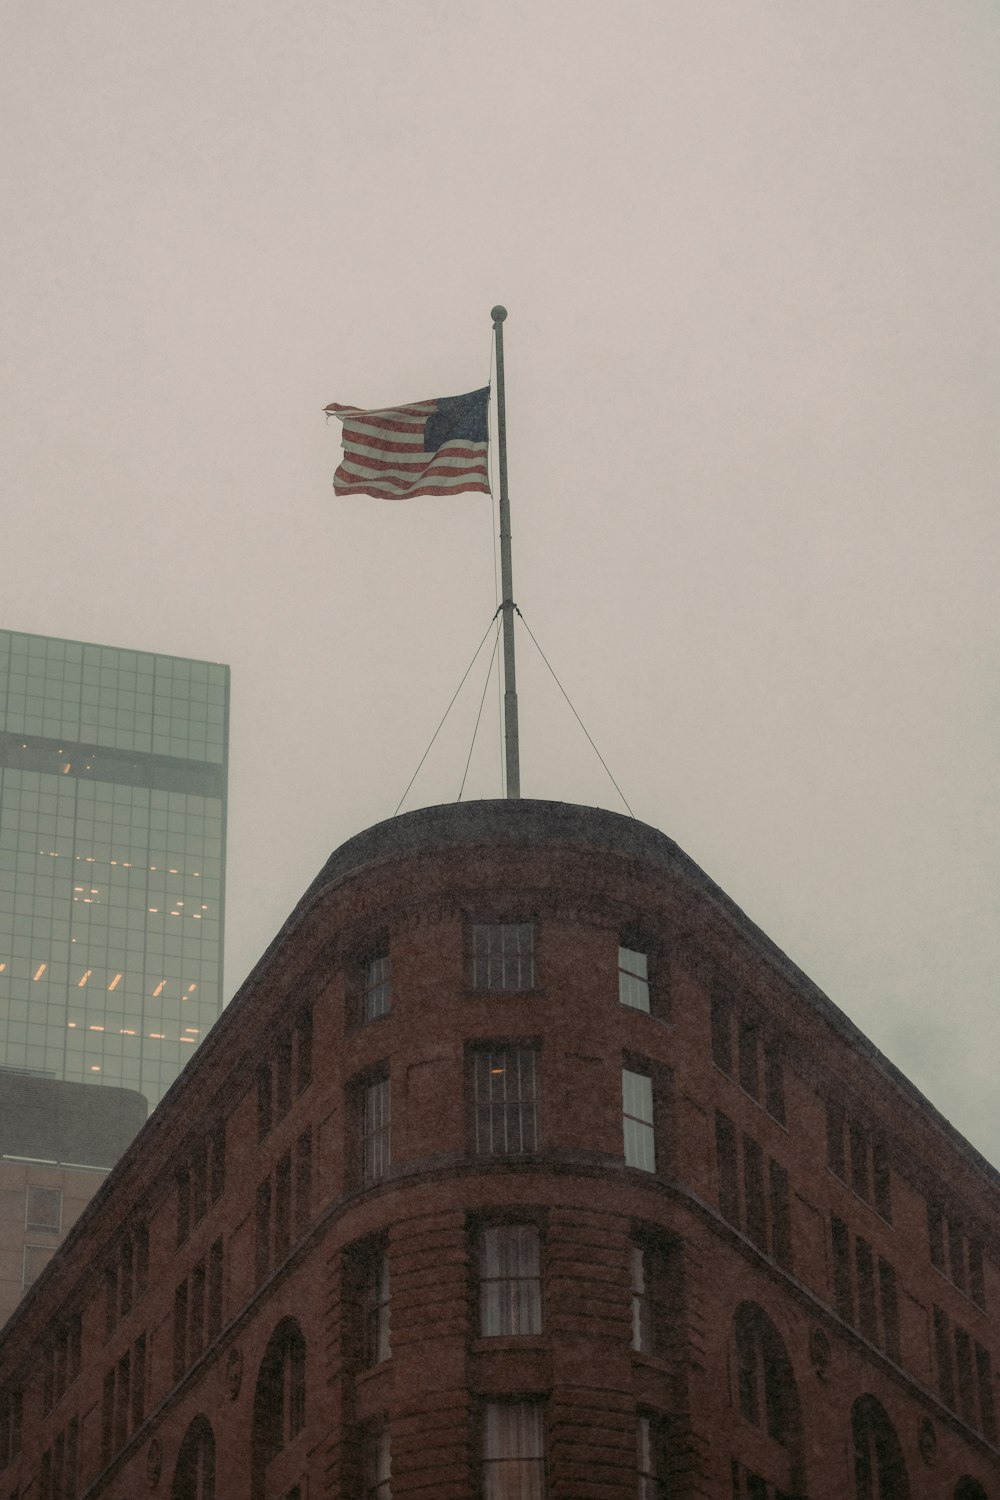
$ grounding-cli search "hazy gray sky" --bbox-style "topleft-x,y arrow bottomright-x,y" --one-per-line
3,4 -> 998,1161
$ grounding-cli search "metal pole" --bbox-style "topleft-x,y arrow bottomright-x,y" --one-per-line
491,304 -> 520,798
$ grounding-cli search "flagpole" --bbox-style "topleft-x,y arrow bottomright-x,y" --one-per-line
491,305 -> 520,799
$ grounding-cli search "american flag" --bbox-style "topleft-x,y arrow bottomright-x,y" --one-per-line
325,387 -> 491,499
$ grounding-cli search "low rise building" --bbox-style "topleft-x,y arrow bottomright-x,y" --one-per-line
0,800 -> 996,1497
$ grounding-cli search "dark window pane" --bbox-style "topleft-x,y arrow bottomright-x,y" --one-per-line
715,1112 -> 739,1226
710,993 -> 732,1075
976,1342 -> 996,1442
955,1325 -> 976,1427
872,1137 -> 891,1220
832,1216 -> 853,1322
948,1219 -> 967,1293
933,1305 -> 955,1409
743,1136 -> 766,1249
855,1238 -> 877,1342
468,923 -> 535,991
927,1200 -> 945,1270
738,1018 -> 760,1100
769,1159 -> 793,1270
849,1120 -> 869,1200
826,1098 -> 845,1180
764,1044 -> 785,1125
878,1258 -> 900,1363
968,1239 -> 986,1309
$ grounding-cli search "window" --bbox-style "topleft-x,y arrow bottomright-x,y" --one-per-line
631,1235 -> 673,1357
359,1243 -> 391,1366
472,1045 -> 537,1155
713,998 -> 784,1124
467,921 -> 535,992
294,1005 -> 313,1091
738,1017 -> 760,1100
295,1129 -> 313,1237
0,1386 -> 23,1469
171,1414 -> 216,1500
102,1335 -> 146,1464
711,990 -> 733,1074
251,1318 -> 306,1498
478,1223 -> 542,1336
176,1165 -> 191,1245
208,1239 -> 224,1339
274,1032 -> 293,1121
850,1395 -> 908,1500
831,1217 -> 899,1360
637,1412 -> 668,1499
363,952 -> 391,1024
22,1243 -> 54,1291
364,1419 -> 391,1500
619,946 -> 650,1013
255,1179 -> 272,1284
714,1115 -> 792,1270
623,1066 -> 655,1172
928,1201 -> 987,1309
274,1154 -> 292,1260
731,1463 -> 797,1500
25,1185 -> 62,1233
734,1302 -> 801,1451
828,1107 -> 891,1221
209,1122 -> 226,1201
43,1313 -> 82,1414
362,1075 -> 391,1185
933,1306 -> 996,1440
482,1401 -> 545,1500
256,1062 -> 273,1142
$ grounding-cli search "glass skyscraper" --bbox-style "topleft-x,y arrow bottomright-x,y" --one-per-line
0,630 -> 228,1112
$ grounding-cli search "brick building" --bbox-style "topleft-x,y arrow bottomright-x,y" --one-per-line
0,799 -> 997,1498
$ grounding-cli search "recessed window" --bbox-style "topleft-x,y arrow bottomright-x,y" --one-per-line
467,922 -> 535,992
618,946 -> 650,1013
362,1076 -> 391,1186
623,1067 -> 655,1172
363,953 -> 391,1024
631,1235 -> 674,1357
478,1223 -> 542,1336
25,1185 -> 62,1234
364,1419 -> 391,1500
471,1045 -> 538,1155
482,1401 -> 545,1499
363,1247 -> 391,1366
637,1412 -> 669,1499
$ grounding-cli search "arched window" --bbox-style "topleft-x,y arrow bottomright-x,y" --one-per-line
251,1317 -> 307,1499
850,1395 -> 909,1500
733,1301 -> 805,1497
734,1302 -> 801,1448
171,1414 -> 215,1500
955,1480 -> 989,1500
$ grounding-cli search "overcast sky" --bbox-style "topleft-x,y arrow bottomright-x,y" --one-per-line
3,3 -> 998,1164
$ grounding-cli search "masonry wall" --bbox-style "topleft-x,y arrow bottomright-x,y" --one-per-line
0,800 -> 997,1499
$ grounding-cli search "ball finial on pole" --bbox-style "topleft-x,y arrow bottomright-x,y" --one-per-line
491,305 -> 508,323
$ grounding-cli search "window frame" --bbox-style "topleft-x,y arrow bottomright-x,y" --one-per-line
465,919 -> 536,994
469,1042 -> 539,1157
475,1218 -> 544,1338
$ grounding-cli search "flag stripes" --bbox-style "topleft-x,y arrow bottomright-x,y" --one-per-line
325,389 -> 490,499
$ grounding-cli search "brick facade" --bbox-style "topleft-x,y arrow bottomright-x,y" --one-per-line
0,799 -> 997,1497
